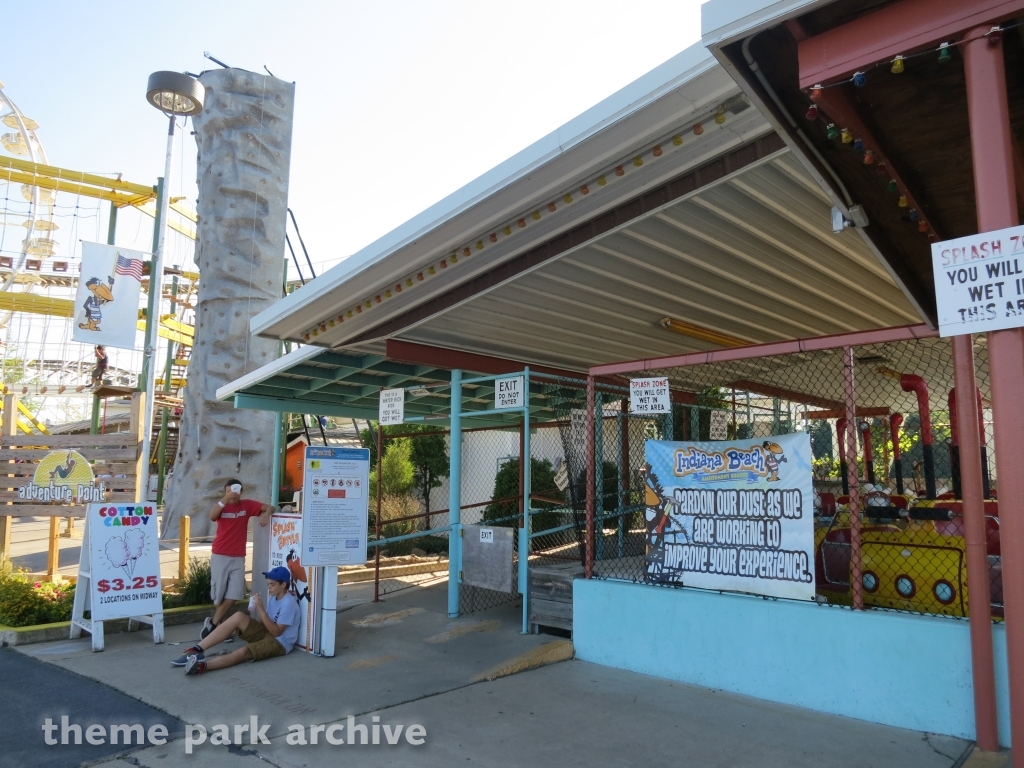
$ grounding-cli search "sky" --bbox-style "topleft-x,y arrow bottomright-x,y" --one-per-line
3,0 -> 705,280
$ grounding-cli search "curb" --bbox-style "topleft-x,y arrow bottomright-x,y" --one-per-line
338,561 -> 449,584
0,600 -> 247,647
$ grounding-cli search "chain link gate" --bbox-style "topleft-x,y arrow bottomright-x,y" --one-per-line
576,334 -> 1002,624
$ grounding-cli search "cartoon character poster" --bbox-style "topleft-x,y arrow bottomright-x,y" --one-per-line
71,241 -> 146,350
644,432 -> 815,601
268,512 -> 315,652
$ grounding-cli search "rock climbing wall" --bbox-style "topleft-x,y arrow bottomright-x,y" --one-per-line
163,69 -> 293,537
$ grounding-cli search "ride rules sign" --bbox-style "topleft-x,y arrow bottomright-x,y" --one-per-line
643,432 -> 815,601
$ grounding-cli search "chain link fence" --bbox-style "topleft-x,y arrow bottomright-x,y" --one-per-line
555,335 -> 1001,622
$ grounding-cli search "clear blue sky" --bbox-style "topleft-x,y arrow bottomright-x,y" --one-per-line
5,0 -> 703,277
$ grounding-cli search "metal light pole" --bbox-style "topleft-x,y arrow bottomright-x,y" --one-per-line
138,72 -> 204,503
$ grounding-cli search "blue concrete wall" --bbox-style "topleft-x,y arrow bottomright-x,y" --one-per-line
574,579 -> 1010,746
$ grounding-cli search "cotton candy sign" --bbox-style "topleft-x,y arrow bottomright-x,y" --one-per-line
87,504 -> 163,621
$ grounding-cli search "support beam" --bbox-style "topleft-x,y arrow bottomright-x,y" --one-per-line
592,324 -> 937,377
797,0 -> 1024,89
951,335 -> 999,752
964,23 -> 1023,756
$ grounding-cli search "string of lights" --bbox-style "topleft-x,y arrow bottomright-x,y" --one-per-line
301,100 -> 748,342
796,27 -> 1015,244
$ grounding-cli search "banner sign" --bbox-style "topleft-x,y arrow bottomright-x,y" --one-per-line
495,376 -> 523,409
72,242 -> 146,350
643,432 -> 815,600
630,378 -> 670,413
269,512 -> 314,652
931,224 -> 1024,336
379,388 -> 404,425
86,503 -> 163,621
302,446 -> 370,565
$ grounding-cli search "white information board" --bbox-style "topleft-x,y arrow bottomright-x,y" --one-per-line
495,376 -> 524,409
931,224 -> 1024,336
709,410 -> 729,440
379,388 -> 404,425
302,446 -> 370,565
630,377 -> 670,413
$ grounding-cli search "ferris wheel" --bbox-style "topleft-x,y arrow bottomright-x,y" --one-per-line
0,78 -> 57,292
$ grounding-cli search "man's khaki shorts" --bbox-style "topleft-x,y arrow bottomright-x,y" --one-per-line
239,618 -> 286,662
210,554 -> 246,604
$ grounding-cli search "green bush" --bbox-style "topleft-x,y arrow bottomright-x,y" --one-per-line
0,559 -> 76,627
483,457 -> 566,535
168,557 -> 212,608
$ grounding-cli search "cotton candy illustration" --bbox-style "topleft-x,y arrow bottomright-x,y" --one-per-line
105,536 -> 131,578
124,529 -> 145,576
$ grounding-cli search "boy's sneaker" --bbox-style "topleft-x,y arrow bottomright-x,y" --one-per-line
200,617 -> 215,640
170,645 -> 204,666
184,655 -> 207,676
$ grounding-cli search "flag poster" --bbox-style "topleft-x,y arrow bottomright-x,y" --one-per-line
644,432 -> 815,600
72,242 -> 146,350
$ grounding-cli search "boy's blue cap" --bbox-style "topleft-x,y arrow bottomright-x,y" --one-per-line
263,566 -> 291,584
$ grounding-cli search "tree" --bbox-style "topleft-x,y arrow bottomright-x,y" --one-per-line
483,457 -> 562,534
361,423 -> 450,528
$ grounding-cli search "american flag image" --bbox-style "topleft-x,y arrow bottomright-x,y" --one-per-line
114,253 -> 144,281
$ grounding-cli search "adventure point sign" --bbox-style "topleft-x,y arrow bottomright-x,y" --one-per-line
17,449 -> 107,504
643,432 -> 815,601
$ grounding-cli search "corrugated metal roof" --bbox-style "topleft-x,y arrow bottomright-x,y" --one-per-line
250,41 -> 762,343
392,152 -> 920,370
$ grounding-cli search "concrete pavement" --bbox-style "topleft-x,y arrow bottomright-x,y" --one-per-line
11,580 -> 976,767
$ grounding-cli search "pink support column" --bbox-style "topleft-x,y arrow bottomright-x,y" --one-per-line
585,375 -> 596,578
953,335 -> 1000,752
964,23 -> 1022,753
842,347 -> 863,610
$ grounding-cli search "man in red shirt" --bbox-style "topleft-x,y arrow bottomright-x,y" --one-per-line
203,479 -> 274,639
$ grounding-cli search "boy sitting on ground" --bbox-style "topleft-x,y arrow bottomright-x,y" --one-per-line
170,567 -> 300,675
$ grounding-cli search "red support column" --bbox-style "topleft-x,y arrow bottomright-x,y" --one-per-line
964,23 -> 1021,753
953,335 -> 1001,751
842,347 -> 863,610
585,375 -> 596,578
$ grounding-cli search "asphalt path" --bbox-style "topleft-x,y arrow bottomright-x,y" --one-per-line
0,646 -> 184,768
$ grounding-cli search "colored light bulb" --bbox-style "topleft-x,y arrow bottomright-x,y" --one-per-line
810,85 -> 822,102
918,220 -> 929,233
715,110 -> 726,125
863,149 -> 875,165
633,156 -> 643,167
672,134 -> 683,146
908,209 -> 919,221
853,138 -> 864,152
852,71 -> 866,87
826,123 -> 838,140
652,145 -> 663,157
805,104 -> 818,121
938,42 -> 951,63
988,27 -> 1003,47
898,195 -> 908,208
875,162 -> 888,176
891,56 -> 905,74
887,179 -> 898,193
693,123 -> 704,136
841,128 -> 852,143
